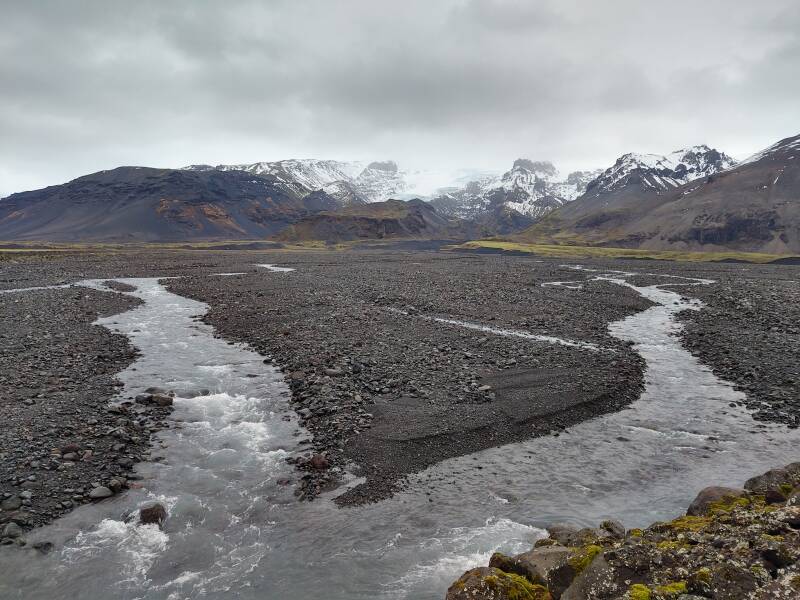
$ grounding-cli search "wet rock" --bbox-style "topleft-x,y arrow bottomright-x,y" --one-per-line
308,454 -> 330,470
139,503 -> 167,527
151,393 -> 173,407
88,486 -> 113,500
2,522 -> 24,538
32,541 -> 53,554
445,567 -> 551,600
686,486 -> 745,516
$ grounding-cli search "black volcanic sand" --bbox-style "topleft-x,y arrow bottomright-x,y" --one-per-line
0,250 -> 798,532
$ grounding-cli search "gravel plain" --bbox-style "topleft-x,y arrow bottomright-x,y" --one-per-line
0,248 -> 798,540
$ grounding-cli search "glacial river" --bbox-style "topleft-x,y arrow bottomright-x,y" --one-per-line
0,266 -> 798,599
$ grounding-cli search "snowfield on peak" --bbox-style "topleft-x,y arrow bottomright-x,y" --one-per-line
585,145 -> 737,196
430,159 -> 602,221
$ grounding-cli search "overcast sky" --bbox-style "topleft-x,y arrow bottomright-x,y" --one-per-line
1,0 -> 799,197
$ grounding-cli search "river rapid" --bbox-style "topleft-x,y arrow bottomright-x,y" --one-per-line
1,266 -> 798,599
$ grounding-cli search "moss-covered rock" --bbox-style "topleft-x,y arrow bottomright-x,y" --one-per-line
627,583 -> 651,600
445,464 -> 800,600
446,567 -> 552,600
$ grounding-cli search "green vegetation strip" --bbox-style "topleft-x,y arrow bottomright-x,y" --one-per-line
450,240 -> 798,264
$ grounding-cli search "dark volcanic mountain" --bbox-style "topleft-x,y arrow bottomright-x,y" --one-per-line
518,139 -> 800,253
0,167 -> 342,241
276,198 -> 473,243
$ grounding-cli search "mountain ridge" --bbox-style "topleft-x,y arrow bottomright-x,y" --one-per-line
518,134 -> 800,254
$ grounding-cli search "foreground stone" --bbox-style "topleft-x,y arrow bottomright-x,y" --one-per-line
139,503 -> 167,527
447,567 -> 552,600
444,462 -> 800,599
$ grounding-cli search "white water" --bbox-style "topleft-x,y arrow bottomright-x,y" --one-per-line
257,263 -> 296,272
387,307 -> 601,351
1,267 -> 798,600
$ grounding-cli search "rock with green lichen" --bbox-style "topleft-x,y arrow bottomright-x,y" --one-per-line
445,567 -> 552,600
626,583 -> 651,600
443,463 -> 800,600
744,463 -> 800,493
686,486 -> 745,516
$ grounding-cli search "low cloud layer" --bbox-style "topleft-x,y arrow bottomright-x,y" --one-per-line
1,0 -> 799,196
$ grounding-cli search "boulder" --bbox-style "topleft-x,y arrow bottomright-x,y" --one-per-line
2,522 -> 23,538
511,546 -> 572,588
744,463 -> 800,493
686,487 -> 745,516
560,555 -> 621,600
139,503 -> 167,527
151,394 -> 173,407
488,552 -> 536,582
764,487 -> 788,505
709,562 -> 758,600
32,541 -> 53,554
1,496 -> 22,511
446,567 -> 552,600
600,519 -> 625,539
546,524 -> 578,545
88,486 -> 113,500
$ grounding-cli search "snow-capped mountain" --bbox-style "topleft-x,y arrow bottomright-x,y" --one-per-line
739,134 -> 800,167
522,133 -> 800,254
430,159 -> 602,221
584,145 -> 737,196
351,161 -> 407,203
184,159 -> 408,205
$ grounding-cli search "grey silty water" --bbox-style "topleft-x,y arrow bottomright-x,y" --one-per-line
1,269 -> 799,599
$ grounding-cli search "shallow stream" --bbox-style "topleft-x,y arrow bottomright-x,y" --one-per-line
1,267 -> 798,599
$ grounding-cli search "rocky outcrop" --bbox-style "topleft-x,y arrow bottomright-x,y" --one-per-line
445,463 -> 800,599
275,198 -> 474,243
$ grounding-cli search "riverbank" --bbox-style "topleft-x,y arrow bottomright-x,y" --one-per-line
1,249 -> 799,533
445,462 -> 800,600
165,254 -> 650,503
0,284 -> 174,543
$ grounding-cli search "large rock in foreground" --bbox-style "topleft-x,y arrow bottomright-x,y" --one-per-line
444,462 -> 800,599
446,567 -> 552,600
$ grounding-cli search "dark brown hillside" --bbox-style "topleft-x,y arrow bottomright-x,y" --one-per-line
0,167 -> 341,242
519,134 -> 800,253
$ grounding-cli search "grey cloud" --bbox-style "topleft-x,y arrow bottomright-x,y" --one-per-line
1,0 -> 798,196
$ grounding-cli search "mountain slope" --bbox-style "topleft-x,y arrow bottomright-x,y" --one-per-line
429,159 -> 601,228
0,167 -> 341,241
520,137 -> 799,253
185,159 -> 407,204
276,199 -> 472,243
